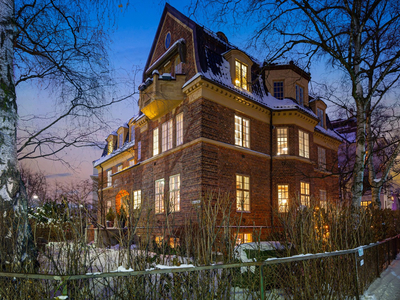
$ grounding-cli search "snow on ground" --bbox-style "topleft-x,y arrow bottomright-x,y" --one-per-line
361,254 -> 400,300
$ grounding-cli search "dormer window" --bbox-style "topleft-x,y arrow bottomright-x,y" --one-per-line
107,140 -> 113,155
274,81 -> 284,100
119,133 -> 124,148
296,85 -> 304,106
235,60 -> 248,90
317,108 -> 324,127
130,125 -> 135,144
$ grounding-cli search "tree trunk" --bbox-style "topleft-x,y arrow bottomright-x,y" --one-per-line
0,0 -> 37,271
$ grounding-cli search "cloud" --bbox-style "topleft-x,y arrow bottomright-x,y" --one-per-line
45,173 -> 72,179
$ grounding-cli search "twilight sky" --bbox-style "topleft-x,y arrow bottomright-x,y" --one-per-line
17,0 -> 339,186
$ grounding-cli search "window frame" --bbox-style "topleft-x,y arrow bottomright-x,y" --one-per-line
235,115 -> 250,148
118,133 -> 124,148
128,158 -> 135,167
106,169 -> 112,187
153,128 -> 159,156
273,81 -> 284,100
236,233 -> 252,245
278,184 -> 289,213
133,190 -> 141,210
130,125 -> 135,144
107,140 -> 113,155
176,113 -> 183,146
299,130 -> 310,158
162,119 -> 173,152
234,60 -> 248,90
296,84 -> 304,106
277,127 -> 288,155
137,141 -> 141,161
155,179 -> 165,214
318,147 -> 327,170
317,108 -> 324,127
117,164 -> 122,172
169,174 -> 180,212
320,190 -> 327,210
300,182 -> 310,207
236,174 -> 250,212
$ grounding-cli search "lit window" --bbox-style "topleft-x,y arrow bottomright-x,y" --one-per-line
107,140 -> 113,155
235,60 -> 248,90
155,236 -> 163,246
153,128 -> 159,156
236,175 -> 250,212
133,190 -> 141,209
130,126 -> 135,144
117,164 -> 122,172
176,113 -> 183,146
274,81 -> 284,100
128,158 -> 135,166
169,237 -> 180,248
119,133 -> 124,148
361,201 -> 371,208
169,174 -> 180,212
300,182 -> 310,207
277,128 -> 288,155
155,179 -> 165,214
320,190 -> 327,210
162,120 -> 173,152
235,115 -> 250,148
236,233 -> 252,245
317,108 -> 324,127
137,141 -> 141,161
278,185 -> 289,212
296,85 -> 304,106
318,147 -> 326,169
299,130 -> 309,158
106,169 -> 112,187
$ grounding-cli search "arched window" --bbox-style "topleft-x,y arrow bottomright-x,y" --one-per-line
115,190 -> 129,214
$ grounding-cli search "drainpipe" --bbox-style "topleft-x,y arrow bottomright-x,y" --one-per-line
100,164 -> 104,226
270,110 -> 274,231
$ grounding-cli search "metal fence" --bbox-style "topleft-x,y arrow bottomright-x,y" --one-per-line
0,235 -> 399,300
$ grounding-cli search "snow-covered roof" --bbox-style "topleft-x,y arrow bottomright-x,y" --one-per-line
93,140 -> 135,167
315,125 -> 343,142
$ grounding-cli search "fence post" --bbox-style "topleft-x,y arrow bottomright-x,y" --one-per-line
354,251 -> 360,300
376,244 -> 380,278
260,265 -> 265,300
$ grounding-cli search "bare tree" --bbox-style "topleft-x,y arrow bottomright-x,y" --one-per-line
20,165 -> 49,206
191,0 -> 400,207
0,0 -> 130,269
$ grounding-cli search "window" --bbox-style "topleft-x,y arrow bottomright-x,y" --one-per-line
107,140 -> 113,155
169,174 -> 180,212
278,185 -> 289,212
235,115 -> 250,148
300,182 -> 310,207
133,190 -> 141,209
107,200 -> 111,211
299,130 -> 309,158
117,164 -> 122,172
128,158 -> 135,166
318,147 -> 326,170
162,120 -> 173,152
236,233 -> 252,245
320,190 -> 327,210
176,113 -> 183,146
119,133 -> 124,148
106,169 -> 112,187
155,179 -> 165,214
361,201 -> 371,208
273,81 -> 284,100
317,108 -> 324,127
155,236 -> 163,246
153,128 -> 159,156
130,126 -> 135,144
236,175 -> 250,212
277,128 -> 288,155
235,60 -> 248,90
169,237 -> 180,248
137,141 -> 141,161
296,85 -> 304,106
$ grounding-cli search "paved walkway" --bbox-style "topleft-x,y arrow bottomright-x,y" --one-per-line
362,255 -> 400,300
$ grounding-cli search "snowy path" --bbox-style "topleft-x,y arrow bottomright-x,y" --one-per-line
362,255 -> 400,300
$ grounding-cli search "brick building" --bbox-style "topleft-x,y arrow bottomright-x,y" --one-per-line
93,4 -> 342,242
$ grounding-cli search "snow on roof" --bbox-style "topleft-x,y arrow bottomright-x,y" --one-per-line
315,125 -> 343,142
93,140 -> 135,167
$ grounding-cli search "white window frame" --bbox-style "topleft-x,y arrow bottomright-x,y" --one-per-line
153,128 -> 159,156
318,147 -> 326,170
296,85 -> 304,106
235,115 -> 250,148
277,128 -> 288,155
169,174 -> 180,212
117,164 -> 122,172
128,158 -> 135,166
155,179 -> 165,214
299,130 -> 309,158
133,190 -> 141,210
278,184 -> 289,212
320,190 -> 327,210
236,174 -> 250,212
235,60 -> 248,90
300,182 -> 310,207
106,169 -> 112,187
176,113 -> 183,146
162,119 -> 173,152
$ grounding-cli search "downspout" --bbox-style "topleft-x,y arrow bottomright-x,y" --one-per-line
270,110 -> 274,231
100,164 -> 104,226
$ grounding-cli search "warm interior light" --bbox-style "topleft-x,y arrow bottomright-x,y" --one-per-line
282,147 -> 288,151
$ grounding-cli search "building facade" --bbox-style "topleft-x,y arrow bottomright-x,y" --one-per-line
94,4 -> 342,241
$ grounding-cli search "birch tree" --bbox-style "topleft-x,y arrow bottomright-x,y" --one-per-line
192,0 -> 400,207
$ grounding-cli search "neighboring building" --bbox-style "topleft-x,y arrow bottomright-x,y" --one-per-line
332,117 -> 400,209
93,4 -> 342,240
